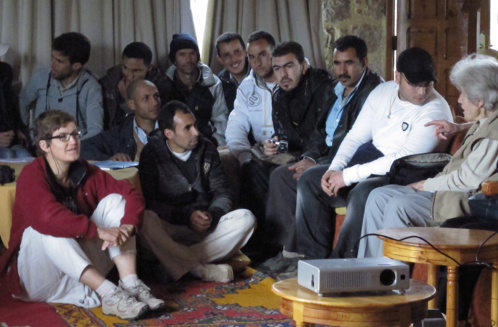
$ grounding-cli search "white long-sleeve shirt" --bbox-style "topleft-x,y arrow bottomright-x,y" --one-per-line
328,81 -> 453,186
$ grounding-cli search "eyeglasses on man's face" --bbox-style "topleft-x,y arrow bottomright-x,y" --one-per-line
45,130 -> 81,142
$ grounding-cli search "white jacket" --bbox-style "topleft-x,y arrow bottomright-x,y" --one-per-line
226,70 -> 275,164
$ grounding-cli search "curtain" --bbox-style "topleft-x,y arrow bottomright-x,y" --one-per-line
202,0 -> 325,74
0,0 -> 195,86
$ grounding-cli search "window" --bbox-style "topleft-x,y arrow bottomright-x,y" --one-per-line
190,0 -> 209,55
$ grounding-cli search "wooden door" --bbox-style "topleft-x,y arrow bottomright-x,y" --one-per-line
396,0 -> 481,116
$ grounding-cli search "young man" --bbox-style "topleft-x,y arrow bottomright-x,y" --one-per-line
295,47 -> 453,264
137,100 -> 255,283
260,36 -> 384,271
0,44 -> 31,158
19,32 -> 103,140
225,30 -> 277,165
216,32 -> 250,112
100,42 -> 171,128
81,79 -> 160,161
239,40 -> 336,260
165,34 -> 228,146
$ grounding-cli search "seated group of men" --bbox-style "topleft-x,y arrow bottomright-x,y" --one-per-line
2,28 -> 497,322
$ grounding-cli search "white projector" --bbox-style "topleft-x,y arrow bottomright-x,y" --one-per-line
297,257 -> 410,296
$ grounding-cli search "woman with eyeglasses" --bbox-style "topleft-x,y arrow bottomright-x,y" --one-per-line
0,110 -> 163,320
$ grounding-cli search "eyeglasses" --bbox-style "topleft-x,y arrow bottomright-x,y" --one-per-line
402,74 -> 434,88
45,130 -> 81,142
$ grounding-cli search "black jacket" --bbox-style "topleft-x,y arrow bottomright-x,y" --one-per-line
79,114 -> 136,160
218,58 -> 249,113
100,65 -> 172,129
303,67 -> 384,164
139,130 -> 232,230
272,67 -> 334,154
0,62 -> 25,137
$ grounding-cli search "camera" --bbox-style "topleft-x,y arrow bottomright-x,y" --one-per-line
277,140 -> 288,153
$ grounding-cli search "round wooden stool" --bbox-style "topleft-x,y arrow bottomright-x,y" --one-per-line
272,278 -> 435,327
378,227 -> 498,327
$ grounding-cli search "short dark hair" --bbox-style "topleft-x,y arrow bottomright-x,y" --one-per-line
158,100 -> 193,132
122,42 -> 153,66
247,31 -> 276,48
216,32 -> 245,56
34,110 -> 76,156
52,32 -> 91,65
271,41 -> 305,64
333,35 -> 368,62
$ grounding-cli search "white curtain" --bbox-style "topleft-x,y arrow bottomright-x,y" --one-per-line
0,0 -> 195,86
202,0 -> 325,74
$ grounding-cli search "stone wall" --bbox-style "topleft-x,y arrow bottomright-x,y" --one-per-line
322,0 -> 388,78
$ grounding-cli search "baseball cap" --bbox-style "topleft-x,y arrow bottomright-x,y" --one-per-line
396,47 -> 438,84
0,44 -> 9,56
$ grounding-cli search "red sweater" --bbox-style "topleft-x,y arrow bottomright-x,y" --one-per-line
0,157 -> 144,295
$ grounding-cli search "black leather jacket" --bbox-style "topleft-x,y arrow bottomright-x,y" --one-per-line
272,67 -> 335,154
303,67 -> 384,164
139,130 -> 232,230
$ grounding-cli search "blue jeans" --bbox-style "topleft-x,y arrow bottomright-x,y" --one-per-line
0,145 -> 33,159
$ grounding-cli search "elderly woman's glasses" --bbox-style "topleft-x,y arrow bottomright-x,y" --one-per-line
45,131 -> 81,142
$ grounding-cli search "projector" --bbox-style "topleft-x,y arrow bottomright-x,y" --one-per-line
297,257 -> 410,296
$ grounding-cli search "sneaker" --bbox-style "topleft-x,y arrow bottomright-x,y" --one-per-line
256,252 -> 300,274
102,287 -> 149,320
120,280 -> 165,311
192,264 -> 234,282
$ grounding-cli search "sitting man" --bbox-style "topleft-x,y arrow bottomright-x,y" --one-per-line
100,42 -> 171,128
19,32 -> 103,140
0,44 -> 31,159
137,100 -> 255,283
260,35 -> 383,269
357,54 -> 498,258
216,32 -> 250,112
294,47 -> 453,264
80,79 -> 160,161
225,30 -> 277,165
166,34 -> 228,146
239,41 -> 335,258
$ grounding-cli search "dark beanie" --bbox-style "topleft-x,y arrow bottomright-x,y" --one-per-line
169,33 -> 199,63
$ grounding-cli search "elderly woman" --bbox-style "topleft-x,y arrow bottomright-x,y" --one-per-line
0,110 -> 163,319
357,54 -> 498,258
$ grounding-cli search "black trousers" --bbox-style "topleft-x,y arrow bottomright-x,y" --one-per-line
331,175 -> 389,258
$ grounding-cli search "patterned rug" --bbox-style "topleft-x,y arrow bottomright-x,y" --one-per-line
50,268 -> 294,327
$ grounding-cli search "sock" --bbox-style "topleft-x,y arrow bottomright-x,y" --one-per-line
121,274 -> 139,289
96,279 -> 116,298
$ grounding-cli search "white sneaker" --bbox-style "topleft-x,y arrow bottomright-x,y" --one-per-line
102,287 -> 149,320
192,264 -> 234,282
120,280 -> 165,311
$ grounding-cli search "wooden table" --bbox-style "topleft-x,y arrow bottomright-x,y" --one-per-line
272,278 -> 435,327
378,227 -> 498,327
0,161 -> 141,248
